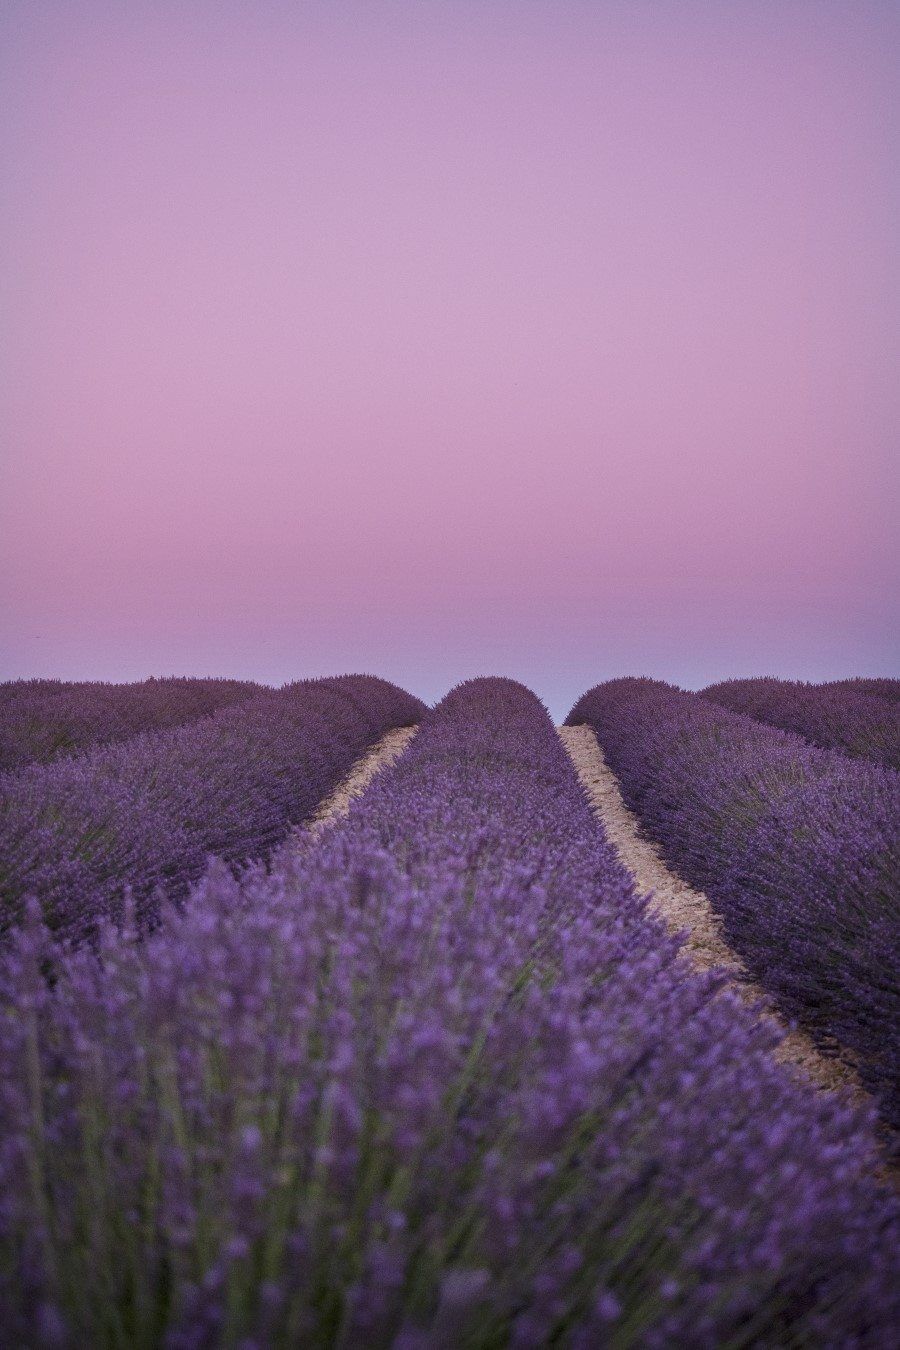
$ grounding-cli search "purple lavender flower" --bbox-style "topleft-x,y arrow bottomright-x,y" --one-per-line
0,676 -> 264,773
0,675 -> 425,943
702,676 -> 900,770
825,677 -> 900,705
0,677 -> 896,1344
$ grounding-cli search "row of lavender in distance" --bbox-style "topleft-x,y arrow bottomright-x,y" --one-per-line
826,676 -> 900,704
0,678 -> 98,704
701,676 -> 900,770
0,675 -> 264,773
1,678 -> 896,1344
0,674 -> 425,944
567,677 -> 900,1134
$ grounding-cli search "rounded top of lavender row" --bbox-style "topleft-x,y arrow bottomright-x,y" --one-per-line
701,675 -> 900,771
0,673 -> 426,943
567,674 -> 897,775
0,672 -> 422,776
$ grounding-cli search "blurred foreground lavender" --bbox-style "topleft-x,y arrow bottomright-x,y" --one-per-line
1,678 -> 896,1345
568,678 -> 900,1134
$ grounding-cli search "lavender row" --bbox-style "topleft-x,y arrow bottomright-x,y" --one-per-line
2,678 -> 896,1345
825,677 -> 900,704
0,676 -> 265,774
0,675 -> 425,944
701,677 -> 900,770
567,677 -> 900,1133
0,678 -> 96,705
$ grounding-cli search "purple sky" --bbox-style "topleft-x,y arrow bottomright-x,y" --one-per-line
2,1 -> 898,717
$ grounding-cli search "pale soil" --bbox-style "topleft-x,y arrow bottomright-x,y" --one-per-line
301,724 -> 418,841
558,724 -> 867,1102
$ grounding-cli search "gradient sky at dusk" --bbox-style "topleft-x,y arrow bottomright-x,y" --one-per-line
2,1 -> 897,717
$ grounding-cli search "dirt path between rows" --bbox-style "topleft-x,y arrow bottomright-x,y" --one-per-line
558,723 -> 867,1102
303,724 -> 418,840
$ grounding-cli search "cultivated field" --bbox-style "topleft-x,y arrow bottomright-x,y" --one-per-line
0,673 -> 897,1345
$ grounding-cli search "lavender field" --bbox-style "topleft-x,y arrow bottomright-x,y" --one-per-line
0,673 -> 898,1346
6,0 -> 898,1340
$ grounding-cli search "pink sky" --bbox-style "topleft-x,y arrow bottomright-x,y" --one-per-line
1,1 -> 897,716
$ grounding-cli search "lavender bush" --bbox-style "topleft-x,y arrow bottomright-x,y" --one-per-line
567,677 -> 900,1134
0,675 -> 424,944
702,677 -> 900,770
1,678 -> 896,1345
825,677 -> 900,704
0,679 -> 96,705
0,676 -> 264,773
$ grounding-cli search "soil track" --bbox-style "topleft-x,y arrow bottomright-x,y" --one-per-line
302,724 -> 418,840
558,723 -> 867,1101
